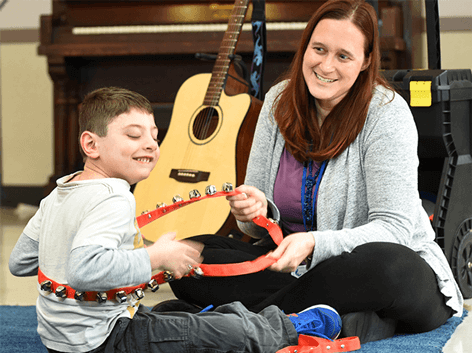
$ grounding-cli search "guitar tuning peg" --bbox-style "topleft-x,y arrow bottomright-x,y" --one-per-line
156,202 -> 167,208
205,185 -> 217,196
172,195 -> 184,203
189,189 -> 201,199
222,182 -> 233,192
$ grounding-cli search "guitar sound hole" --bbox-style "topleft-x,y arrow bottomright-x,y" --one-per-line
193,107 -> 219,141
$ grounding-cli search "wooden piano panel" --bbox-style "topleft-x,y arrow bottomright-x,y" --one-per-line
40,28 -> 304,56
40,0 -> 320,56
71,52 -> 291,146
51,0 -> 322,27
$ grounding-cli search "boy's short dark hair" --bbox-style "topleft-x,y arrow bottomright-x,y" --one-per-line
78,87 -> 154,158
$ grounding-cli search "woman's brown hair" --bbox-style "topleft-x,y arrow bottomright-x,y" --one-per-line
274,0 -> 390,162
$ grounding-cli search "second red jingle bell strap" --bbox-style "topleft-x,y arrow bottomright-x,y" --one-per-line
137,184 -> 361,353
136,186 -> 283,280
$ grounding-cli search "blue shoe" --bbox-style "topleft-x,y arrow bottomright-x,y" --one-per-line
288,304 -> 342,340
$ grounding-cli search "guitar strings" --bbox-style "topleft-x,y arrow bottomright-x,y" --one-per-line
184,1 -> 248,170
202,3 -> 247,148
198,3 -> 247,142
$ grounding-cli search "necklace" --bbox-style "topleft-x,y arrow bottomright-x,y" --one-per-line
301,159 -> 328,231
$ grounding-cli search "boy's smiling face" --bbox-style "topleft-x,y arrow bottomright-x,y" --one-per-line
93,108 -> 159,185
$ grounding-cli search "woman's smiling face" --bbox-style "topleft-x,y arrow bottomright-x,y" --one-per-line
302,18 -> 371,112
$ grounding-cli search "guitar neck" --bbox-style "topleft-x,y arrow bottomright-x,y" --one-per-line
203,0 -> 250,106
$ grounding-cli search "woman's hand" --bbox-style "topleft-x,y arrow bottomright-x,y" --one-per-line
268,232 -> 315,273
226,185 -> 268,222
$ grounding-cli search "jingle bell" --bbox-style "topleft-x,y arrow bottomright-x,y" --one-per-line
163,271 -> 175,282
74,291 -> 85,301
96,292 -> 107,303
205,185 -> 217,196
189,189 -> 201,199
147,279 -> 159,292
55,286 -> 67,298
115,290 -> 127,303
191,267 -> 204,279
40,280 -> 52,292
172,195 -> 184,203
222,182 -> 233,192
133,288 -> 145,300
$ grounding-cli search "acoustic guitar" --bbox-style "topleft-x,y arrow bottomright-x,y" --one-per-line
134,0 -> 262,242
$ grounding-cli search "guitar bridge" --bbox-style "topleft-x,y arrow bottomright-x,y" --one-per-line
170,169 -> 210,183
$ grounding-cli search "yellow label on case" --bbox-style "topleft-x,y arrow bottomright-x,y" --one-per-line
410,81 -> 432,107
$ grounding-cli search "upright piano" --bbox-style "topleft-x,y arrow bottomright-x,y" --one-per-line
38,0 -> 328,193
38,0 -> 410,194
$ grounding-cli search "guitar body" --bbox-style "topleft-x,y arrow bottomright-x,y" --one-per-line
134,73 -> 256,241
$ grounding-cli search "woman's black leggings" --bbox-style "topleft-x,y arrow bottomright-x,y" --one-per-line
170,235 -> 453,334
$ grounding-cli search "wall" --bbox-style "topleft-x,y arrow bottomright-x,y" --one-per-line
0,0 -> 53,201
0,0 -> 471,206
1,43 -> 53,186
432,0 -> 472,70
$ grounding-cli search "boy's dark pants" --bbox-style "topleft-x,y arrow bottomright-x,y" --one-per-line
49,302 -> 298,353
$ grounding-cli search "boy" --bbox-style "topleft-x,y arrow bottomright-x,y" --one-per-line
9,87 -> 341,353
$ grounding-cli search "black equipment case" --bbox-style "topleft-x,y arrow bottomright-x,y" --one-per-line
382,69 -> 472,298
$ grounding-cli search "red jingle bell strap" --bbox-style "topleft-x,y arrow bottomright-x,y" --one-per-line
276,335 -> 361,353
137,188 -> 284,279
139,187 -> 361,353
38,187 -> 283,302
38,267 -> 150,303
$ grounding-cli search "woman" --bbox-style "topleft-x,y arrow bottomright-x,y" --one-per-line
169,0 -> 463,343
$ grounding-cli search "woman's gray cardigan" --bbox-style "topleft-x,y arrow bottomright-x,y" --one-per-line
238,81 -> 463,317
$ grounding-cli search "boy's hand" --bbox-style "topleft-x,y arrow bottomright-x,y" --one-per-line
226,185 -> 268,222
145,232 -> 204,279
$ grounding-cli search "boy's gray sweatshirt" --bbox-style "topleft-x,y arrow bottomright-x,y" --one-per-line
9,175 -> 151,352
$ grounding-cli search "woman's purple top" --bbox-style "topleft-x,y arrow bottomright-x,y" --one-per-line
273,147 -> 320,236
